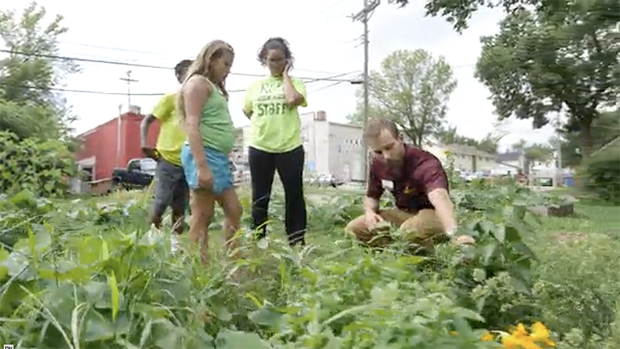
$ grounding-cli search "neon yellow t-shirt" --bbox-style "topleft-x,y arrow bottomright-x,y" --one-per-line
151,93 -> 185,166
242,76 -> 307,153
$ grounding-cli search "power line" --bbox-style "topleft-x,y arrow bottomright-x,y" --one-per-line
308,81 -> 347,93
0,84 -> 166,96
60,41 -> 351,76
0,49 -> 360,83
0,71 -> 359,97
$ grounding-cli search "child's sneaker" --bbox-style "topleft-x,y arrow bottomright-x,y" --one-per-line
257,237 -> 269,250
170,234 -> 180,253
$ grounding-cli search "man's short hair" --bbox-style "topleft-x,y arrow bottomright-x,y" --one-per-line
363,118 -> 399,140
174,59 -> 193,77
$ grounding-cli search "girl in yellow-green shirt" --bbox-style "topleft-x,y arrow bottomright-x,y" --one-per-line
242,37 -> 308,247
177,40 -> 241,266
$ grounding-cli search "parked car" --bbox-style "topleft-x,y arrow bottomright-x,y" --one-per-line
111,158 -> 157,190
309,173 -> 345,188
455,169 -> 474,182
229,162 -> 246,186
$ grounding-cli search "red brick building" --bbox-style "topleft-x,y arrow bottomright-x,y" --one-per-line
74,107 -> 160,182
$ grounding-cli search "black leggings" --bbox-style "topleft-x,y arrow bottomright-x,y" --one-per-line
248,145 -> 307,246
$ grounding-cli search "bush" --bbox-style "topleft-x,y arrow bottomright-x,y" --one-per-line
582,143 -> 620,203
0,131 -> 75,197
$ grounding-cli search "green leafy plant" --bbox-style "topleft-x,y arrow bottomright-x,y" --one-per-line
0,131 -> 75,197
0,179 -> 616,348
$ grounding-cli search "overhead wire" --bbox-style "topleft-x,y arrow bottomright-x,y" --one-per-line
59,41 -> 350,76
0,84 -> 166,97
0,47 -> 475,101
0,71 -> 361,97
308,81 -> 348,93
0,49 -> 360,83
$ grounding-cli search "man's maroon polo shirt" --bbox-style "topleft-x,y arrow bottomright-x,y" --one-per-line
366,144 -> 449,212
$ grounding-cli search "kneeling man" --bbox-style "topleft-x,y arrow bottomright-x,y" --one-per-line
345,119 -> 474,250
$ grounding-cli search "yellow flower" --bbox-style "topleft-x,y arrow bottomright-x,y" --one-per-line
449,331 -> 457,336
502,335 -> 541,349
530,322 -> 556,347
512,323 -> 529,337
501,334 -> 526,349
496,322 -> 555,349
481,331 -> 494,341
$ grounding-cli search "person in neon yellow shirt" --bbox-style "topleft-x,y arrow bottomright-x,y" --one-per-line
242,37 -> 308,247
140,59 -> 191,252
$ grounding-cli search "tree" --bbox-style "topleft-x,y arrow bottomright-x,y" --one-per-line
0,2 -> 79,140
436,125 -> 478,147
390,0 -> 619,33
511,139 -> 527,153
475,3 -> 619,160
437,125 -> 465,145
523,143 -> 554,168
359,49 -> 457,147
434,127 -> 502,154
477,133 -> 503,154
558,109 -> 620,168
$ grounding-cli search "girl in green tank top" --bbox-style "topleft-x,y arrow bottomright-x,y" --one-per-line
176,40 -> 242,267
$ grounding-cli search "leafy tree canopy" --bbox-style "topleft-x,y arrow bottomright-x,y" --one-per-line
0,2 -> 79,141
475,2 -> 619,158
346,49 -> 457,147
390,0 -> 618,33
436,125 -> 504,154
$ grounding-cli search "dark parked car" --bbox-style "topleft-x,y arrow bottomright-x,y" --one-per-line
111,158 -> 157,190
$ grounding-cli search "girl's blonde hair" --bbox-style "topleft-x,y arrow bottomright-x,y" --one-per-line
176,40 -> 235,121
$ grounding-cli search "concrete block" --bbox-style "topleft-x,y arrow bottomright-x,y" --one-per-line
528,202 -> 575,217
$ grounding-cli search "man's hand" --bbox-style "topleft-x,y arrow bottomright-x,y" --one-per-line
141,146 -> 159,160
452,235 -> 475,246
364,210 -> 383,231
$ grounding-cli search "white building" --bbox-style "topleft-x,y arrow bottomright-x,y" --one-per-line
235,111 -> 367,182
300,111 -> 366,182
425,143 -> 496,173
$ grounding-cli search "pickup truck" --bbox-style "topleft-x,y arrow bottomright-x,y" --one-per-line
111,158 -> 157,190
90,158 -> 243,195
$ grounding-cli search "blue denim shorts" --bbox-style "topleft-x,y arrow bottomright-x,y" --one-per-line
180,144 -> 232,195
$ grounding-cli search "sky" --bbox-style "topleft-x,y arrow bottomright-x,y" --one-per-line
4,0 -> 557,151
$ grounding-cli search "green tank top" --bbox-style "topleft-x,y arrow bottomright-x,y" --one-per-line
199,79 -> 234,154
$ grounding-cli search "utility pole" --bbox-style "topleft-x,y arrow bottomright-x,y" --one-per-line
554,112 -> 563,187
352,0 -> 380,180
118,71 -> 138,167
116,104 -> 123,167
119,70 -> 138,110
